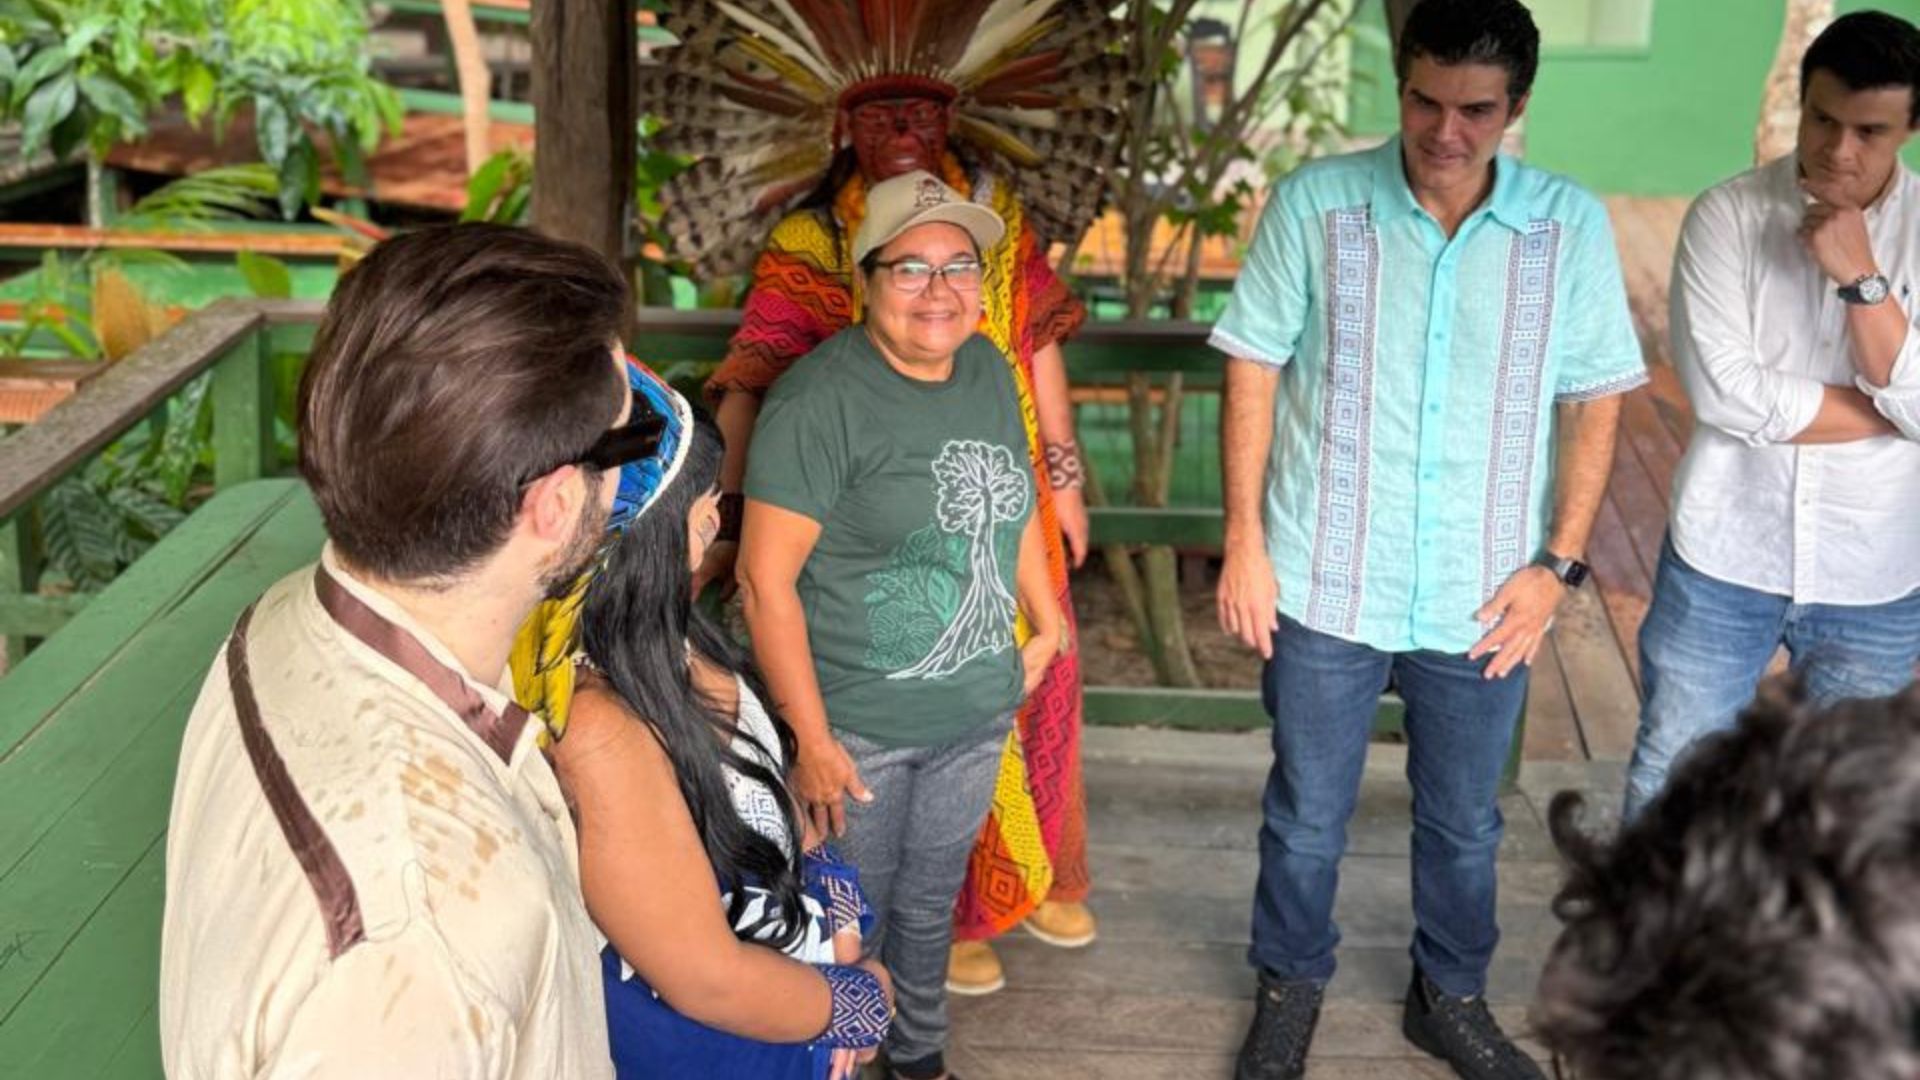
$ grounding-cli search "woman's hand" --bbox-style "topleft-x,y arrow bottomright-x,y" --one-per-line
791,734 -> 872,837
1052,486 -> 1090,569
1020,629 -> 1061,698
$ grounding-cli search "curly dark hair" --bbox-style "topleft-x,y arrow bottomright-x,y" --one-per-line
1537,681 -> 1920,1080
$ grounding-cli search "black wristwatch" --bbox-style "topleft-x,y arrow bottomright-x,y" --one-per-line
1838,272 -> 1891,305
1533,551 -> 1590,588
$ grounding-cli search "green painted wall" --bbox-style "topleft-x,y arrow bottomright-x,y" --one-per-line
1347,0 -> 1920,197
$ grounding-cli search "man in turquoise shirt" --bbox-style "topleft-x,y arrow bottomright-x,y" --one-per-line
1213,2 -> 1644,1078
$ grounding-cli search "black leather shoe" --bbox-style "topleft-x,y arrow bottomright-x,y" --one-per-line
1402,969 -> 1546,1080
1234,972 -> 1323,1080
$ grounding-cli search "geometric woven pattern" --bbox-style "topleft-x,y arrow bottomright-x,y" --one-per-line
1306,207 -> 1380,638
1480,220 -> 1561,600
817,963 -> 891,1049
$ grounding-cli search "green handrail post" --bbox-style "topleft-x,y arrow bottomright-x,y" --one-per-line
0,505 -> 41,665
211,328 -> 274,490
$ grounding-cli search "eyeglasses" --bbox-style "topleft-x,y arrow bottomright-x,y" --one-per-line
872,257 -> 983,295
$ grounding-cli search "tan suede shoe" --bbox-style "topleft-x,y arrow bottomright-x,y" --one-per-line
944,940 -> 1005,996
1021,899 -> 1098,947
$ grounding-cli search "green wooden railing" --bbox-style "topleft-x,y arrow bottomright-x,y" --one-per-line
0,299 -> 320,665
0,301 -> 1277,730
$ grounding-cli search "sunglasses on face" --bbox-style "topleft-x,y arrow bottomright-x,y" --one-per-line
573,392 -> 668,473
525,372 -> 669,501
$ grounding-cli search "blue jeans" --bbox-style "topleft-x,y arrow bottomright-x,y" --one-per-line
1623,536 -> 1920,818
1251,616 -> 1528,998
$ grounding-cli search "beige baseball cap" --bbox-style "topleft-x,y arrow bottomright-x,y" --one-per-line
851,170 -> 1006,266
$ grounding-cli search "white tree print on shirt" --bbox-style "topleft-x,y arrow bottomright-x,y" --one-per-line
887,439 -> 1029,681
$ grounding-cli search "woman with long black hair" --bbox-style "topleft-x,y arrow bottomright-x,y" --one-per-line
512,359 -> 891,1079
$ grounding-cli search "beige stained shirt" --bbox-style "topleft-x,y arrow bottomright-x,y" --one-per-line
159,547 -> 612,1079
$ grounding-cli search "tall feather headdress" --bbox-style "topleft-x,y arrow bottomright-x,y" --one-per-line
641,0 -> 1133,278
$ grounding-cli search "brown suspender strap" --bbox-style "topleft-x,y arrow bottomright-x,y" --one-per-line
312,568 -> 530,765
226,603 -> 368,958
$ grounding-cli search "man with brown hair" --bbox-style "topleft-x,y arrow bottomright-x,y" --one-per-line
160,224 -> 644,1078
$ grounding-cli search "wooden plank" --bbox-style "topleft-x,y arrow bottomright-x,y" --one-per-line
0,491 -> 320,887
0,682 -> 190,1022
0,300 -> 264,520
0,836 -> 165,1075
531,0 -> 637,264
1587,492 -> 1653,691
1604,398 -> 1671,585
1088,507 -> 1222,547
629,307 -> 1224,376
1084,686 -> 1405,736
0,592 -> 88,638
0,357 -> 101,425
1521,635 -> 1585,762
397,87 -> 536,126
106,111 -> 536,214
211,332 -> 274,488
0,480 -> 302,752
1550,581 -> 1642,761
1616,384 -> 1683,506
94,1004 -> 160,1077
0,223 -> 347,257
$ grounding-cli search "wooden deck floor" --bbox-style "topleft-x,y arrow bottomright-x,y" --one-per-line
1519,196 -> 1693,768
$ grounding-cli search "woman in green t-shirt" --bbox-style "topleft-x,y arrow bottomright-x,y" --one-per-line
738,171 -> 1067,1080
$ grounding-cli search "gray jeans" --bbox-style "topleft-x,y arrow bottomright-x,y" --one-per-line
836,715 -> 1010,1064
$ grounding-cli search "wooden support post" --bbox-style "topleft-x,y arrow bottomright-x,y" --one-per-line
2,505 -> 43,666
212,332 -> 274,490
530,0 -> 637,268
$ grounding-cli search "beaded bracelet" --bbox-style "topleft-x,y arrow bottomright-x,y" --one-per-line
804,845 -> 875,938
817,963 -> 890,1049
1043,439 -> 1086,491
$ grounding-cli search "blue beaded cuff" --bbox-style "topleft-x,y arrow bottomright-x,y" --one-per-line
817,963 -> 890,1049
804,844 -> 875,939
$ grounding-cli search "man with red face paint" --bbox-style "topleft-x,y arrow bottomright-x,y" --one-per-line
640,1 -> 1133,1009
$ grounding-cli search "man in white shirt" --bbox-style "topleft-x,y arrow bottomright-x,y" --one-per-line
161,224 -> 645,1077
1624,11 -> 1920,818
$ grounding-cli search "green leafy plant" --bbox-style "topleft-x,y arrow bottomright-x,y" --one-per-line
0,164 -> 280,357
0,0 -> 402,218
461,146 -> 533,224
1086,0 -> 1356,689
18,162 -> 289,589
40,372 -> 207,589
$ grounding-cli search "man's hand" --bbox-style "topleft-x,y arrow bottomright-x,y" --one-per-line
692,540 -> 739,601
1217,541 -> 1280,660
1799,177 -> 1878,287
1052,486 -> 1090,569
1468,566 -> 1565,679
790,734 -> 872,837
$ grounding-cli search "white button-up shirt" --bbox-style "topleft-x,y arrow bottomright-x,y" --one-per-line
1669,154 -> 1920,604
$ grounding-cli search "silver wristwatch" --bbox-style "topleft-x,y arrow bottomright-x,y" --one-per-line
1838,273 -> 1891,305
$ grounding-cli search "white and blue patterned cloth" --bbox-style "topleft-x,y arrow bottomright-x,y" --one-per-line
1212,136 -> 1647,653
